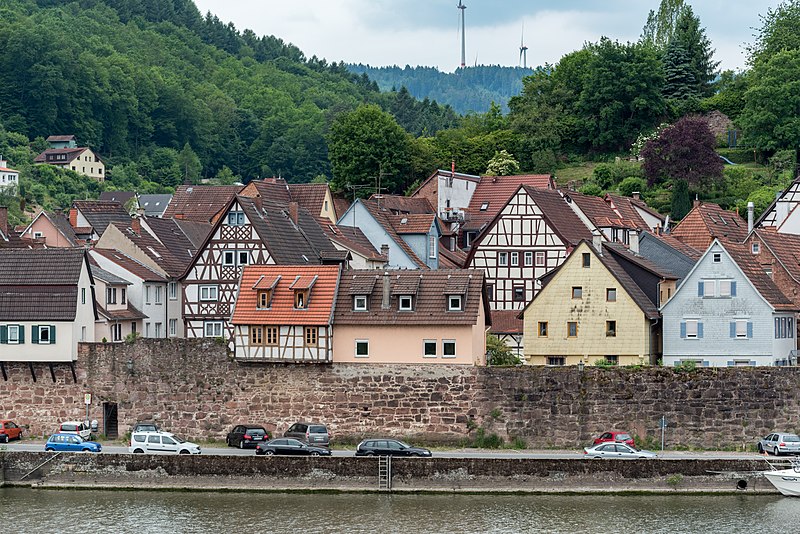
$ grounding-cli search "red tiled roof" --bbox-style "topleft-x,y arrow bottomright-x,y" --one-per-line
672,202 -> 748,250
231,265 -> 340,326
163,185 -> 244,222
370,194 -> 435,215
289,275 -> 318,290
288,183 -> 330,216
490,310 -> 523,334
0,166 -> 18,172
722,241 -> 796,311
565,191 -> 638,229
463,175 -> 553,232
389,214 -> 436,234
750,229 -> 800,285
253,275 -> 281,290
332,196 -> 351,221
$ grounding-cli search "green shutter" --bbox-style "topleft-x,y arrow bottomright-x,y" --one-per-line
18,325 -> 24,344
31,325 -> 39,344
0,325 -> 7,344
50,325 -> 56,344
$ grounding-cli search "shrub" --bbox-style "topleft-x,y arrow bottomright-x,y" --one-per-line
618,177 -> 647,197
579,182 -> 603,197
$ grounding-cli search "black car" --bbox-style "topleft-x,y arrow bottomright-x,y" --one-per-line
226,425 -> 270,449
255,438 -> 332,456
355,439 -> 432,457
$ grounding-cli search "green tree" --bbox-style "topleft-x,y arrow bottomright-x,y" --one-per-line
671,179 -> 691,219
177,143 -> 202,184
485,150 -> 520,176
747,0 -> 800,67
641,0 -> 686,48
671,6 -> 719,97
662,42 -> 698,102
328,104 -> 412,196
486,334 -> 521,366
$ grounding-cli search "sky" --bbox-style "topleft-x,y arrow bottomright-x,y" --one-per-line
192,0 -> 781,72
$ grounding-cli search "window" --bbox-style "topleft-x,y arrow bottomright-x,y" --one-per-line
699,280 -> 715,297
752,243 -> 760,254
106,287 -> 117,305
486,284 -> 494,301
155,323 -> 162,337
258,290 -> 271,309
510,252 -> 519,266
684,320 -> 699,339
112,324 -> 122,342
448,295 -> 463,311
582,253 -> 591,268
305,327 -> 317,347
223,251 -> 236,266
200,285 -> 218,301
719,280 -> 735,297
266,326 -> 278,346
535,251 -> 545,267
572,287 -> 582,299
145,285 -> 151,304
81,288 -> 86,305
734,320 -> 749,339
604,355 -> 619,366
442,340 -> 456,358
295,291 -> 307,309
36,325 -> 53,344
567,322 -> 578,337
155,286 -> 162,304
480,202 -> 489,211
538,322 -> 548,337
547,357 -> 565,366
465,232 -> 477,248
7,325 -> 20,344
606,288 -> 617,302
227,211 -> 245,226
250,326 -> 263,345
238,251 -> 249,266
355,339 -> 369,358
353,295 -> 368,311
33,231 -> 43,239
606,321 -> 617,337
121,288 -> 127,305
169,282 -> 177,300
524,252 -> 533,266
428,235 -> 437,259
399,295 -> 414,311
204,321 -> 223,337
713,253 -> 722,263
423,340 -> 437,358
169,319 -> 177,337
765,268 -> 773,279
498,252 -> 508,266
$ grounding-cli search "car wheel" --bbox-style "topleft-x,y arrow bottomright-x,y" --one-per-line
775,447 -> 781,456
45,447 -> 54,452
179,450 -> 190,455
758,444 -> 764,453
133,448 -> 144,454
265,450 -> 274,456
311,451 -> 320,456
239,440 -> 244,450
364,451 -> 375,456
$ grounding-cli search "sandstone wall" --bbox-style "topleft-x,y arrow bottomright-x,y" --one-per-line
0,340 -> 797,448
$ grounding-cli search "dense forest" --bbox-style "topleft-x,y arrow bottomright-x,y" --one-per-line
345,65 -> 537,114
2,0 -> 800,227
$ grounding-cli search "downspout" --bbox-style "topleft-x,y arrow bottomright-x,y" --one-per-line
649,317 -> 660,365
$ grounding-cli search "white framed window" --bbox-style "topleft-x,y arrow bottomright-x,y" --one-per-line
169,282 -> 177,300
200,285 -> 219,301
155,323 -> 163,337
204,321 -> 223,337
423,339 -> 437,358
227,211 -> 245,226
238,251 -> 249,266
81,288 -> 86,305
448,295 -> 463,311
535,251 -> 545,267
355,339 -> 369,358
106,287 -> 116,305
428,235 -> 437,259
713,253 -> 721,263
752,242 -> 760,254
37,325 -> 53,344
145,285 -> 152,304
442,339 -> 456,358
169,319 -> 177,337
498,252 -> 508,266
510,252 -> 519,266
685,320 -> 699,339
524,251 -> 533,266
353,295 -> 368,311
8,325 -> 20,344
145,323 -> 151,337
735,320 -> 748,339
33,231 -> 43,239
155,286 -> 162,304
121,288 -> 127,305
702,280 -> 715,297
399,295 -> 413,311
222,250 -> 236,266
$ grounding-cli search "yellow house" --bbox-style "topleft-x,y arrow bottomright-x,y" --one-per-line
520,239 -> 674,366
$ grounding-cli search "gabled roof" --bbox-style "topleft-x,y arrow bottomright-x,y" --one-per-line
604,193 -> 664,228
334,270 -> 488,326
34,147 -> 91,164
750,228 -> 800,284
288,183 -> 330,216
564,191 -> 639,229
231,265 -> 340,326
389,214 -> 436,234
369,194 -> 435,215
20,211 -> 79,247
462,175 -> 553,232
439,246 -> 468,269
91,248 -> 167,282
99,191 -> 136,206
523,186 -> 594,245
332,195 -> 351,221
46,135 -> 76,143
359,200 -> 430,269
671,202 -> 748,249
320,223 -> 383,261
138,194 -> 173,217
244,178 -> 293,203
72,200 -> 131,236
755,179 -> 800,228
163,185 -> 244,222
89,263 -> 132,286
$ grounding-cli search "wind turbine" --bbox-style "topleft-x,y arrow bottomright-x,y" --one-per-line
457,1 -> 466,68
519,22 -> 528,68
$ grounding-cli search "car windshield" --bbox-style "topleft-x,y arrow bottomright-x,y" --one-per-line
784,435 -> 800,442
170,435 -> 186,443
617,434 -> 632,441
309,426 -> 327,434
248,428 -> 265,434
395,441 -> 410,448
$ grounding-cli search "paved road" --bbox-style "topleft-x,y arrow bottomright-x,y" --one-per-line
1,441 -> 769,460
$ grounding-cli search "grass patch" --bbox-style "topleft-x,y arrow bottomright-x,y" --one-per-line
554,163 -> 598,185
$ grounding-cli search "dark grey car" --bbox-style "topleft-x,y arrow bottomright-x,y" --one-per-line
284,422 -> 329,447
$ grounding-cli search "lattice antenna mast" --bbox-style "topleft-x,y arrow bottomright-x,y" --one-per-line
458,1 -> 466,68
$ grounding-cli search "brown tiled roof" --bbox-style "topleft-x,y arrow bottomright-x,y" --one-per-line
360,200 -> 429,269
99,191 -> 136,206
391,275 -> 421,295
72,200 -> 131,235
370,194 -> 434,215
462,175 -> 552,232
288,183 -> 330,216
439,246 -> 467,269
389,214 -> 436,234
722,240 -> 796,310
523,186 -> 594,245
106,220 -> 194,278
604,193 -> 664,228
491,310 -> 523,334
34,147 -> 88,164
564,191 -> 638,229
243,178 -> 292,203
320,223 -> 383,261
231,265 -> 340,326
163,185 -> 243,222
672,202 -> 748,249
97,303 -> 147,321
46,135 -> 76,142
92,248 -> 167,282
751,228 -> 800,283
348,274 -> 377,294
46,212 -> 80,246
0,286 -> 79,321
334,270 -> 486,326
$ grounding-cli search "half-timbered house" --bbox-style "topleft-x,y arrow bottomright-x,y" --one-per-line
755,178 -> 800,233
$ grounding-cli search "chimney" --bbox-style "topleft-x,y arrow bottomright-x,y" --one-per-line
629,230 -> 639,254
288,201 -> 299,225
381,271 -> 391,309
747,201 -> 754,233
69,207 -> 78,228
131,217 -> 141,235
693,195 -> 701,208
0,206 -> 7,236
592,229 -> 603,255
380,243 -> 389,260
663,215 -> 670,234
632,191 -> 640,200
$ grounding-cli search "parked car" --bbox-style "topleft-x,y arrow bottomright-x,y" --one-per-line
59,421 -> 91,440
129,431 -> 201,455
284,422 -> 330,447
132,422 -> 160,433
255,438 -> 332,456
45,433 -> 102,453
0,420 -> 22,442
583,442 -> 657,459
758,433 -> 800,456
226,425 -> 270,449
592,431 -> 635,447
355,439 -> 432,457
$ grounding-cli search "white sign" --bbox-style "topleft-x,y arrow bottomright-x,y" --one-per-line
84,393 -> 92,405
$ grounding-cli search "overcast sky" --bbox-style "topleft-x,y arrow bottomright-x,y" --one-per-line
192,0 -> 780,72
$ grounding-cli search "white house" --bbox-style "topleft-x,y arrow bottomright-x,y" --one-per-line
0,157 -> 19,190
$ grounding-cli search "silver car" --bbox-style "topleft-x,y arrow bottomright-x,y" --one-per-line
584,442 -> 657,459
758,433 -> 800,456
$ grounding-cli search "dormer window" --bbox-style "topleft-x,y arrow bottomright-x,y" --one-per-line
448,295 -> 463,311
257,290 -> 272,309
353,295 -> 368,311
399,295 -> 414,311
227,211 -> 245,226
480,202 -> 489,211
295,290 -> 308,309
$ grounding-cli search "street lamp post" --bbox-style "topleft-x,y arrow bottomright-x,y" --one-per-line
577,360 -> 585,373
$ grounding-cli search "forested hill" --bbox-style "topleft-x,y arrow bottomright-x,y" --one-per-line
346,64 -> 537,114
0,0 -> 458,184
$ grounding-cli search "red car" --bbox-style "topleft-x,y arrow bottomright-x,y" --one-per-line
0,420 -> 22,442
592,431 -> 635,447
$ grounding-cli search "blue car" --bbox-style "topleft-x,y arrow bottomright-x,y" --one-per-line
45,433 -> 102,453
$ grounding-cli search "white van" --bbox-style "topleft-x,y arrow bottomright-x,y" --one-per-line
129,431 -> 201,455
59,421 -> 92,440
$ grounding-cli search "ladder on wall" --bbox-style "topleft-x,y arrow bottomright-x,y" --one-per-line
378,455 -> 392,491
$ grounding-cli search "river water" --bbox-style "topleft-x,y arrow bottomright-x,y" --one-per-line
2,489 -> 800,533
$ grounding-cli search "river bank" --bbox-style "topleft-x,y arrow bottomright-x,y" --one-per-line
0,452 -> 784,495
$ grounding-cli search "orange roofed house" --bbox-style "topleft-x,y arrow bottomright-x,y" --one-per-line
231,265 -> 341,362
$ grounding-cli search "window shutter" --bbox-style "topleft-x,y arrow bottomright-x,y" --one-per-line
747,322 -> 753,339
730,281 -> 737,296
698,282 -> 704,297
730,322 -> 736,338
680,322 -> 686,338
18,325 -> 24,344
727,361 -> 734,367
32,325 -> 39,344
0,325 -> 7,344
50,325 -> 56,344
697,323 -> 704,338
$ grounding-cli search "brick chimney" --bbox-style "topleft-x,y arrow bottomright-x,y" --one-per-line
382,271 -> 391,309
380,243 -> 389,260
693,196 -> 701,208
69,207 -> 78,228
131,217 -> 141,235
632,191 -> 641,200
629,230 -> 639,254
288,201 -> 299,225
0,206 -> 7,236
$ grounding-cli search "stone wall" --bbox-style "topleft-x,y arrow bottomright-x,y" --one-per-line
0,340 -> 798,448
